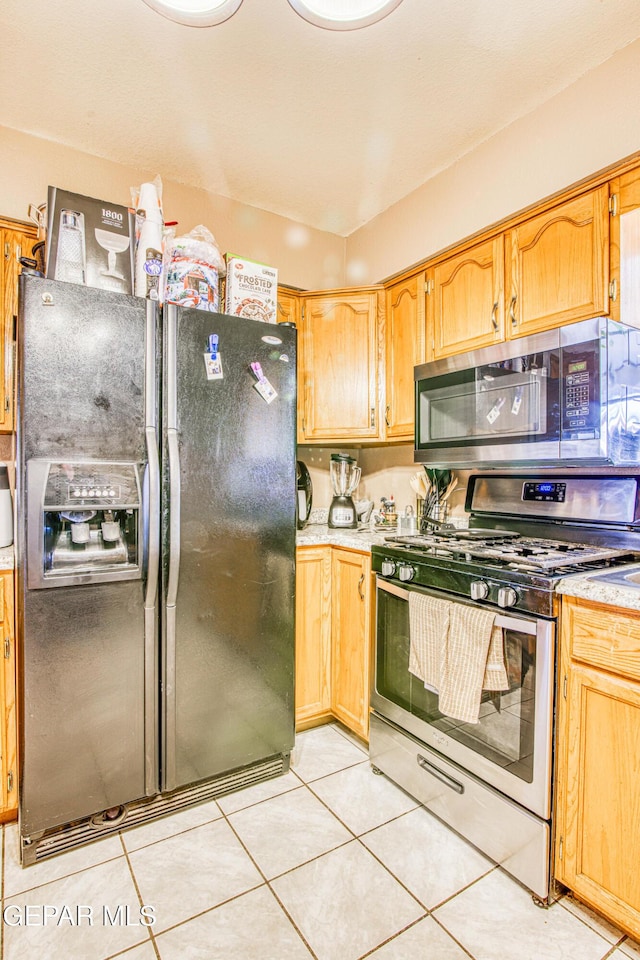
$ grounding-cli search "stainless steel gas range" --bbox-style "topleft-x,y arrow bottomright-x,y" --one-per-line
369,473 -> 640,903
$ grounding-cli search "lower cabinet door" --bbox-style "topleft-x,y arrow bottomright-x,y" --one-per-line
557,661 -> 640,938
295,547 -> 332,727
331,549 -> 371,740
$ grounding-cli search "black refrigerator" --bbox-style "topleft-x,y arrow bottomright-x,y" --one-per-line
16,275 -> 296,864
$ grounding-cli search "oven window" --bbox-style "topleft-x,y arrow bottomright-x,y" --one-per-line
376,588 -> 536,783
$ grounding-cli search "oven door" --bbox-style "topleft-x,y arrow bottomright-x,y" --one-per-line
371,578 -> 555,819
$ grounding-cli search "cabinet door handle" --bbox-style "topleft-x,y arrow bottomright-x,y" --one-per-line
385,404 -> 390,427
491,301 -> 499,331
357,574 -> 365,601
509,295 -> 517,327
370,407 -> 375,428
609,278 -> 618,302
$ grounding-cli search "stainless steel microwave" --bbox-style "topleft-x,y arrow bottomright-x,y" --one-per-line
415,317 -> 640,467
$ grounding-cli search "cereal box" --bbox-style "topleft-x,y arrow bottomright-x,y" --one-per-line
224,255 -> 278,324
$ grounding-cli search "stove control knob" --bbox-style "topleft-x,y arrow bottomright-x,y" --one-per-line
381,560 -> 396,578
398,564 -> 416,582
470,580 -> 489,601
497,586 -> 518,609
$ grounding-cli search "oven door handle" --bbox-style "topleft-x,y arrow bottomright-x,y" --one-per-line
375,576 -> 540,634
417,754 -> 465,795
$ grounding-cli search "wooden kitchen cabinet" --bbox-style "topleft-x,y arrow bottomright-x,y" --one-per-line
429,186 -> 610,360
330,548 -> 373,740
429,235 -> 505,359
1,218 -> 37,433
277,286 -> 300,327
506,186 -> 610,338
0,572 -> 16,821
555,596 -> 640,938
295,546 -> 374,741
295,546 -> 332,728
384,271 -> 426,440
609,165 -> 640,328
299,287 -> 383,442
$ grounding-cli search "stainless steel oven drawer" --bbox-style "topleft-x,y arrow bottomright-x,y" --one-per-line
369,712 -> 551,901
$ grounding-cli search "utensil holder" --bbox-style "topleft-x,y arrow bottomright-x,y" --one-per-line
417,497 -> 449,530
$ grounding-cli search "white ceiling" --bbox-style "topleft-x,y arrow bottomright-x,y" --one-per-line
2,0 -> 640,236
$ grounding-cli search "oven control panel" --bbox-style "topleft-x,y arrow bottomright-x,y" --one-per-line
522,481 -> 566,503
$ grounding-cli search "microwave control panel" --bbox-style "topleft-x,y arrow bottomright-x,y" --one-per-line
561,339 -> 600,436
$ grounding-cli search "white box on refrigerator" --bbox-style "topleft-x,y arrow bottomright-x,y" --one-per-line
224,255 -> 278,323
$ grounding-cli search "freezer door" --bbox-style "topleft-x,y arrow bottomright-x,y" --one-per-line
17,278 -> 161,836
162,306 -> 296,792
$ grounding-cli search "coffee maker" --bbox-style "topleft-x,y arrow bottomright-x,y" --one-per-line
328,453 -> 361,529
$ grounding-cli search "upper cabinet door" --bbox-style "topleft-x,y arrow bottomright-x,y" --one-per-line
384,272 -> 425,441
431,235 -> 505,359
276,287 -> 300,326
610,167 -> 640,329
300,289 -> 382,441
506,186 -> 609,339
1,222 -> 38,432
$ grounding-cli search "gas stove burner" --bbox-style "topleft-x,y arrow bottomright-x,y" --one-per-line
384,530 -> 636,573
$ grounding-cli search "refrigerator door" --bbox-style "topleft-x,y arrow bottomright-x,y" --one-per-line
17,276 -> 160,838
162,306 -> 296,792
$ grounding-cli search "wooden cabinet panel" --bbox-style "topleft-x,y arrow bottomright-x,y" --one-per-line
1,221 -> 37,432
277,287 -> 300,327
384,272 -> 425,440
295,547 -> 332,727
300,289 -> 382,441
0,571 -> 16,820
331,549 -> 372,740
507,186 -> 609,338
431,235 -> 504,359
611,167 -> 640,329
564,597 -> 640,682
556,597 -> 640,939
558,660 -> 640,937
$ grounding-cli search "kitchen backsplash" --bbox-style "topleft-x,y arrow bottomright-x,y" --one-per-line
297,443 -> 470,522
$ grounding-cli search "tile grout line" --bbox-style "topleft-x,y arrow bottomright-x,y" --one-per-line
219,794 -> 321,960
114,832 -> 160,960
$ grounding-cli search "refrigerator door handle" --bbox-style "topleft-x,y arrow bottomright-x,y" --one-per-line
164,304 -> 181,791
144,299 -> 160,796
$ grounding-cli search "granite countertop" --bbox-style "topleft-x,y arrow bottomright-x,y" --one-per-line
296,523 -> 391,551
556,564 -> 640,612
0,545 -> 14,571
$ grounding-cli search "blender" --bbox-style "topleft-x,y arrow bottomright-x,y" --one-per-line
328,453 -> 361,529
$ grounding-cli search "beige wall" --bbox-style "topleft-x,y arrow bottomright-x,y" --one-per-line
297,444 -> 469,523
346,38 -> 640,285
0,125 -> 346,291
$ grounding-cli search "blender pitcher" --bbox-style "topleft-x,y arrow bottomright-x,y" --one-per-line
328,454 -> 361,529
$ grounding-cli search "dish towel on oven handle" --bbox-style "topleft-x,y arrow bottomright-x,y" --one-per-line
408,592 -> 451,694
408,593 -> 509,723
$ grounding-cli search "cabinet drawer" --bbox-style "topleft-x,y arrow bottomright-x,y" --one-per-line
564,597 -> 640,682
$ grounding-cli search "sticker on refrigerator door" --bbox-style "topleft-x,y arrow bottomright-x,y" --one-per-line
204,334 -> 223,380
250,362 -> 277,404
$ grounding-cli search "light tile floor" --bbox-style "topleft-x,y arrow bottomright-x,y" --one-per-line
2,722 -> 639,960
